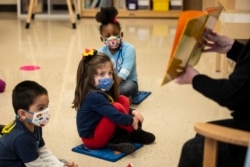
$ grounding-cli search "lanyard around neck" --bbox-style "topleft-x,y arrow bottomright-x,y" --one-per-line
115,46 -> 123,72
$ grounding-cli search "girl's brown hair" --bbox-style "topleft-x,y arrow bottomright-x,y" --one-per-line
72,51 -> 119,110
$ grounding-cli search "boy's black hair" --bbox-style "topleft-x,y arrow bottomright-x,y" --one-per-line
12,80 -> 48,114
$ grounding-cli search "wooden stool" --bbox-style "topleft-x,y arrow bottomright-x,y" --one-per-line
25,0 -> 81,29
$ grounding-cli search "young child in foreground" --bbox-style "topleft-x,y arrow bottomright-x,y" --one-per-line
0,80 -> 78,167
72,49 -> 155,153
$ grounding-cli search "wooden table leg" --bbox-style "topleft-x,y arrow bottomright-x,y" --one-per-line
66,0 -> 76,29
73,0 -> 81,20
31,0 -> 38,20
25,0 -> 35,29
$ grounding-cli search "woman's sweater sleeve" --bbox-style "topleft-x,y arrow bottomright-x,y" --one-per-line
227,40 -> 245,61
192,39 -> 250,110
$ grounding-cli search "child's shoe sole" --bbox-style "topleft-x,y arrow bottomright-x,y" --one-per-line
107,142 -> 135,154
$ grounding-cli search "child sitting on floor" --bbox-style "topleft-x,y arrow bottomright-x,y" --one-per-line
72,49 -> 155,153
0,80 -> 78,167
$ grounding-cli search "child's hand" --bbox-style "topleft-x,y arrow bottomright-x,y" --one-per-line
132,117 -> 139,130
131,110 -> 144,123
64,161 -> 78,167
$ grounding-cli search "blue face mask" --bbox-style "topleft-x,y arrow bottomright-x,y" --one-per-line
96,78 -> 114,91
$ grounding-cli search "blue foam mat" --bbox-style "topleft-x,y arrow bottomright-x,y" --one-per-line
72,143 -> 143,162
132,91 -> 151,105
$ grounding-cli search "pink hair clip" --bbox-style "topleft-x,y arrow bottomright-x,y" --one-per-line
113,17 -> 118,23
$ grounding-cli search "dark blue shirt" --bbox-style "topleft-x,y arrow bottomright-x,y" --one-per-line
0,119 -> 45,166
77,92 -> 133,138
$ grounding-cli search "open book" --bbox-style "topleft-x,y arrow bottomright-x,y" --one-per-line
161,6 -> 223,85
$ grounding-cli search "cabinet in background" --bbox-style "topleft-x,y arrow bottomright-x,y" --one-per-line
81,0 -> 183,18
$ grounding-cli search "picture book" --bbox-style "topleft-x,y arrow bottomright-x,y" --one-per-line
161,6 -> 223,85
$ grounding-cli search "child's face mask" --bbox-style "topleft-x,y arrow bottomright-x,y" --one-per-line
25,108 -> 50,127
103,36 -> 122,49
96,78 -> 114,91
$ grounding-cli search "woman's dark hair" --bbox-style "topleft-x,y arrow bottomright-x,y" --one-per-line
95,6 -> 121,33
12,80 -> 48,114
72,52 -> 119,110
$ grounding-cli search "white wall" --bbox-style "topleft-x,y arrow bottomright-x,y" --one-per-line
235,0 -> 250,11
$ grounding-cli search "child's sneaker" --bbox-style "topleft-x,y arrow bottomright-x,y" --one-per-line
107,142 -> 135,154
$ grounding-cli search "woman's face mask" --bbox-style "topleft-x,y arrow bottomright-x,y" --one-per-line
25,108 -> 50,127
103,36 -> 122,49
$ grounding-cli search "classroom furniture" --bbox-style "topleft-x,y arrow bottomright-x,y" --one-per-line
194,122 -> 250,167
23,0 -> 80,29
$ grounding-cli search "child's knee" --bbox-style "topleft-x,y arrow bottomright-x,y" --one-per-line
117,95 -> 130,110
112,102 -> 126,112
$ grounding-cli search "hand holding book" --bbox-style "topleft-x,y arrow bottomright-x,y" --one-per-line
203,31 -> 235,54
175,65 -> 199,84
161,6 -> 223,85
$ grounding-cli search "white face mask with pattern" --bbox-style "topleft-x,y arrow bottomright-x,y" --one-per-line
25,108 -> 50,127
103,36 -> 122,49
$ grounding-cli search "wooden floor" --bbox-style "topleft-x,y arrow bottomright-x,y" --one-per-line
0,12 -> 249,166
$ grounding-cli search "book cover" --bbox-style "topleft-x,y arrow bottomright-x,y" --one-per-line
161,6 -> 223,85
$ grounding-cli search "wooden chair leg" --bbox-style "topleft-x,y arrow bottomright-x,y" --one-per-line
25,0 -> 35,29
66,0 -> 76,29
215,53 -> 221,72
203,138 -> 218,167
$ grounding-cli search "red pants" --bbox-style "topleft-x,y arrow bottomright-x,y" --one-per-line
81,95 -> 134,149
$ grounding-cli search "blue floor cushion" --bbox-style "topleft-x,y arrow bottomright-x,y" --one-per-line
72,143 -> 143,162
132,91 -> 151,105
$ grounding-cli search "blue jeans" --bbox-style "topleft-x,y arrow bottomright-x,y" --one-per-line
119,80 -> 138,97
